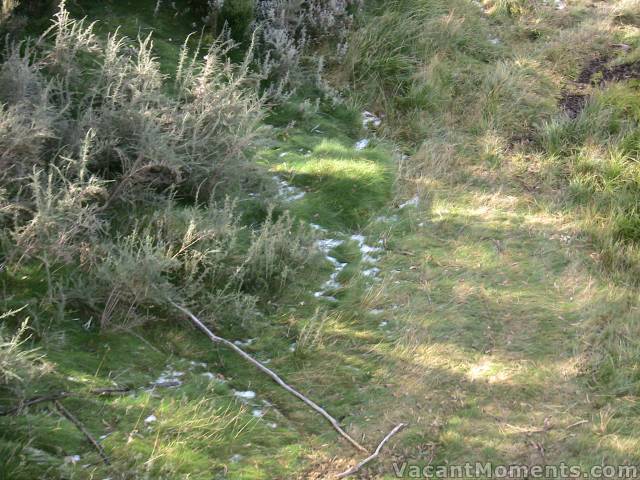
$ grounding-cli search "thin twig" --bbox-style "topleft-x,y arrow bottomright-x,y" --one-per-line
54,400 -> 110,465
0,381 -> 174,416
0,392 -> 74,416
170,300 -> 367,452
336,423 -> 407,479
566,419 -> 588,429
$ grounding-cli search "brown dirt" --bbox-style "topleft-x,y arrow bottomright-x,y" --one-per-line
560,55 -> 640,118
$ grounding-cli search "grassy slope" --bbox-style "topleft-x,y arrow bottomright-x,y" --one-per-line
0,3 -> 396,477
4,0 -> 640,478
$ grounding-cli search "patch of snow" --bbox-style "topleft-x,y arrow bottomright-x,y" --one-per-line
489,37 -> 500,45
351,234 -> 383,264
230,454 -> 243,463
379,321 -> 389,328
273,175 -> 306,202
234,390 -> 256,400
64,455 -> 81,464
268,422 -> 278,429
375,214 -> 399,223
201,372 -> 215,380
399,195 -> 420,209
555,0 -> 566,9
316,238 -> 343,253
189,361 -> 207,368
363,267 -> 381,277
351,234 -> 366,245
370,309 -> 384,315
233,338 -> 255,347
279,152 -> 289,158
289,343 -> 297,352
310,223 -> 327,232
144,415 -> 157,424
152,367 -> 184,387
362,111 -> 382,129
355,138 -> 370,150
288,191 -> 306,201
252,409 -> 264,417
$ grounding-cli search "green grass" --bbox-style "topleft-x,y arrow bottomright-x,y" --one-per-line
256,93 -> 395,230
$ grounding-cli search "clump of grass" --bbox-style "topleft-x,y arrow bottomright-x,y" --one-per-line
541,81 -> 640,275
613,0 -> 640,25
0,308 -> 45,390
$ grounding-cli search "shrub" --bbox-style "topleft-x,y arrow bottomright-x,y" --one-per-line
188,0 -> 360,98
0,3 -> 318,333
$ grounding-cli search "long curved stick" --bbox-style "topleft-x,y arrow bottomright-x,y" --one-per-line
169,301 -> 367,452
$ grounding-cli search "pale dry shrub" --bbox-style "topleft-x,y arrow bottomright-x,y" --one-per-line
254,0 -> 359,97
0,3 -> 316,332
0,45 -> 60,188
67,200 -> 315,329
241,207 -> 314,293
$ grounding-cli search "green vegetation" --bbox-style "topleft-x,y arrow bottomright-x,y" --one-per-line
2,0 -> 640,478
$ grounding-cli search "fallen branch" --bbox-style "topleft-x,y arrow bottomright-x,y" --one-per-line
0,381 -> 182,416
336,423 -> 406,479
170,300 -> 367,452
54,399 -> 110,465
0,392 -> 73,416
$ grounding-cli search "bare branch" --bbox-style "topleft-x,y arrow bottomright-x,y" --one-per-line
336,423 -> 407,479
170,300 -> 367,452
54,399 -> 111,465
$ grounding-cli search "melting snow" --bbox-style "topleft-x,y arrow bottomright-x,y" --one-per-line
379,321 -> 389,328
234,390 -> 256,400
144,415 -> 157,423
64,455 -> 81,464
363,267 -> 381,277
273,176 -> 306,202
355,138 -> 370,150
362,111 -> 382,129
252,409 -> 264,417
316,239 -> 343,253
375,214 -> 399,223
351,234 -> 383,264
399,195 -> 420,209
370,309 -> 384,315
233,338 -> 255,347
152,367 -> 184,387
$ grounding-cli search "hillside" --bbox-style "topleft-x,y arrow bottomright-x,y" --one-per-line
1,1 -> 640,479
